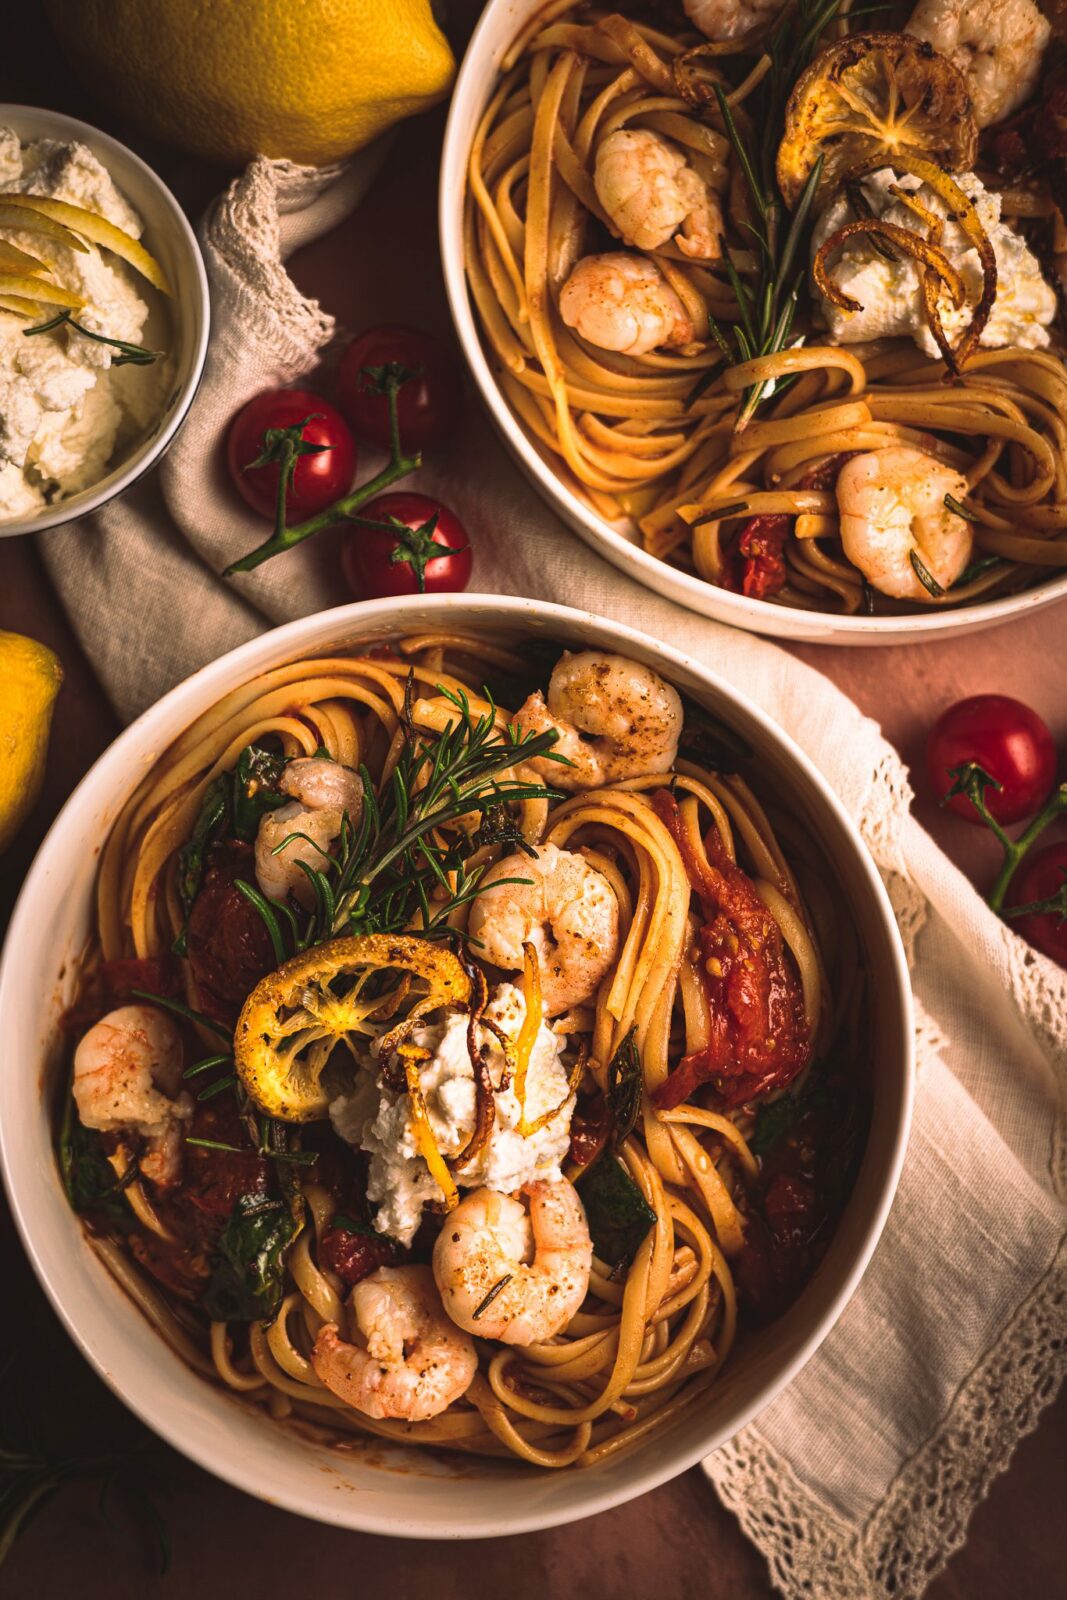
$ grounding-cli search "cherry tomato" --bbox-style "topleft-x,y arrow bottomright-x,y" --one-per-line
926,695 -> 1057,825
1007,842 -> 1067,967
341,492 -> 472,599
227,389 -> 356,521
336,325 -> 462,451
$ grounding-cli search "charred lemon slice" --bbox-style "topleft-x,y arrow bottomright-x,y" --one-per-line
776,33 -> 977,208
234,934 -> 472,1122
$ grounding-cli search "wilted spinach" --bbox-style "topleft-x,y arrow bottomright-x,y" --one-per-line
58,1077 -> 134,1223
231,743 -> 288,840
173,742 -> 290,942
576,1153 -> 656,1270
606,1028 -> 642,1147
201,1191 -> 301,1323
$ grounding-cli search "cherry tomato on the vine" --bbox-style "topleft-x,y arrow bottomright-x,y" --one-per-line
1007,842 -> 1067,967
341,492 -> 472,599
336,326 -> 462,451
227,389 -> 357,522
926,695 -> 1057,826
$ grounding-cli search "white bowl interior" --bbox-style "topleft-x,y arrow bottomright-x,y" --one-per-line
0,103 -> 209,537
0,596 -> 912,1537
439,1 -> 1067,644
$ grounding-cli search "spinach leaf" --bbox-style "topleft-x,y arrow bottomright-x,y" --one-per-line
748,1072 -> 846,1159
201,1191 -> 300,1323
231,744 -> 288,841
606,1028 -> 642,1147
58,1079 -> 134,1223
172,742 -> 289,952
749,1093 -> 800,1158
175,774 -> 229,915
329,1214 -> 376,1235
577,1154 -> 656,1270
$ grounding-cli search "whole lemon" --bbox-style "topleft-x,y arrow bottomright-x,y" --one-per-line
43,0 -> 456,168
0,631 -> 62,855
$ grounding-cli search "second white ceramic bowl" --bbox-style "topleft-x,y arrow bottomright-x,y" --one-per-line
438,0 -> 1067,645
0,103 -> 209,538
0,595 -> 912,1536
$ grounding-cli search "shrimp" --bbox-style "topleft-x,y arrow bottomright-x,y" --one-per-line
512,650 -> 683,791
906,0 -> 1050,127
594,129 -> 722,259
254,755 -> 363,909
559,253 -> 695,357
684,0 -> 787,40
73,1004 -> 193,1186
311,1265 -> 477,1422
836,447 -> 972,601
432,1179 -> 592,1345
467,842 -> 619,1016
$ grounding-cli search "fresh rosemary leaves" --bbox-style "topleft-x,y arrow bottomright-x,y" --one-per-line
234,680 -> 564,961
696,0 -> 848,429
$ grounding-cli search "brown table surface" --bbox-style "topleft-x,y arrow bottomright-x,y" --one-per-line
1,7 -> 1064,1597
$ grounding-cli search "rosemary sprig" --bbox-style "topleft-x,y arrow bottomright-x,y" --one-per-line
23,309 -> 162,365
0,1355 -> 170,1573
225,682 -> 563,962
909,548 -> 945,598
706,0 -> 847,429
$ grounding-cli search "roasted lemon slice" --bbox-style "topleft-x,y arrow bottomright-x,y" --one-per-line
776,33 -> 977,208
234,934 -> 472,1122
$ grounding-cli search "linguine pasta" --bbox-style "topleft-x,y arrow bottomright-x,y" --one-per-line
59,630 -> 867,1468
465,4 -> 1067,615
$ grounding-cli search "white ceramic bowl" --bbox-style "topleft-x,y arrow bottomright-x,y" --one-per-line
0,104 -> 209,537
439,0 -> 1067,645
0,595 -> 913,1537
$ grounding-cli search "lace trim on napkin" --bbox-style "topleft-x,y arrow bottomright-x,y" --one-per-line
202,157 -> 338,371
707,1236 -> 1067,1600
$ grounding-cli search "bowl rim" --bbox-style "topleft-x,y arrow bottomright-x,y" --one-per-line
0,593 -> 915,1536
0,100 -> 210,538
437,0 -> 1067,643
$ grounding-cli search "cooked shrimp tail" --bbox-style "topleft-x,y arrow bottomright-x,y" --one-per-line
311,1265 -> 478,1422
432,1179 -> 593,1345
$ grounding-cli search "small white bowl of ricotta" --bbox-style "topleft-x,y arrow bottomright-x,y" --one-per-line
0,104 -> 208,536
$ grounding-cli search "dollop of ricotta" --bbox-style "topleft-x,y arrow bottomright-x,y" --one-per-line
0,129 -> 168,519
329,983 -> 576,1247
810,168 -> 1056,359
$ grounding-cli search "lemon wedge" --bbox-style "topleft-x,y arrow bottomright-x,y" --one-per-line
0,196 -> 170,294
0,632 -> 62,854
234,934 -> 472,1122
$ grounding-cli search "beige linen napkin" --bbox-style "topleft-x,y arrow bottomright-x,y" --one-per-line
40,160 -> 1066,1598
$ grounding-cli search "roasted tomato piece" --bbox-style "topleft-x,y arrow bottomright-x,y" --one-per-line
568,1098 -> 613,1175
320,1223 -> 400,1286
652,791 -> 810,1110
62,954 -> 181,1032
186,841 -> 277,1021
735,1076 -> 863,1323
736,514 -> 791,600
184,1106 -> 269,1222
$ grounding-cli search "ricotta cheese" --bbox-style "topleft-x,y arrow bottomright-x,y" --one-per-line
329,983 -> 577,1247
810,168 -> 1057,359
0,128 -> 167,519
